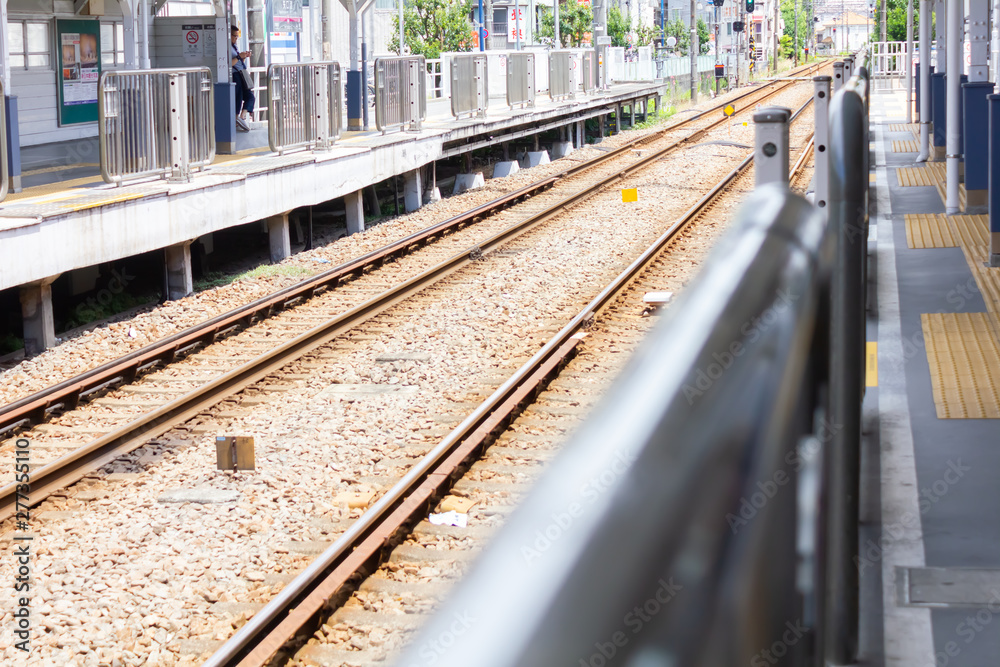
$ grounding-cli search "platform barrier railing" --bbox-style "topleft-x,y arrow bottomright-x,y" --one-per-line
393,181 -> 835,667
549,50 -> 578,101
581,51 -> 595,93
450,54 -> 488,119
823,68 -> 869,666
0,80 -> 8,202
506,52 -> 536,109
374,55 -> 426,134
99,67 -> 215,185
267,61 -> 342,155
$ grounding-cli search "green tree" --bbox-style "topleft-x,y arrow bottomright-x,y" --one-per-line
874,0 -> 924,42
388,0 -> 475,59
697,18 -> 710,54
538,1 -> 594,47
779,0 -> 811,60
662,17 -> 708,55
605,6 -> 656,48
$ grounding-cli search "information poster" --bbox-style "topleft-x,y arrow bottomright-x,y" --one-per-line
272,0 -> 304,33
56,19 -> 101,126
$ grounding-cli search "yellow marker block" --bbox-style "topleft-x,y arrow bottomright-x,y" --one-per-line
742,121 -> 748,127
723,104 -> 736,116
869,173 -> 876,183
622,188 -> 638,202
866,341 -> 878,387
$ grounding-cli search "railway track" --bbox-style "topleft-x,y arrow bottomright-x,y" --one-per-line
199,90 -> 821,667
0,61 -> 826,523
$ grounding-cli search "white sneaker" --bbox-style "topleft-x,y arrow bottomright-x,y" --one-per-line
235,116 -> 250,132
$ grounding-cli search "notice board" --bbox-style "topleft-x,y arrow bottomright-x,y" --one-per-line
56,18 -> 102,126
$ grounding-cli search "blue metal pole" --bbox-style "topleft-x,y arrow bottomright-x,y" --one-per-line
989,94 -> 1000,265
479,0 -> 485,51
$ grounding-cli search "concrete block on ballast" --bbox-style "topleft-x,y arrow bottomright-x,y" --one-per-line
550,141 -> 574,159
519,151 -> 550,168
453,172 -> 486,195
424,187 -> 442,203
492,161 -> 520,178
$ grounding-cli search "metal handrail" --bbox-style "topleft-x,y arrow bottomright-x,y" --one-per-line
395,184 -> 835,665
450,53 -> 488,119
267,61 -> 342,155
98,67 -> 215,185
374,55 -> 426,134
0,80 -> 8,202
506,52 -> 535,109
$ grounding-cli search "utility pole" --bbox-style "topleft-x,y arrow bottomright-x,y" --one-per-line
792,0 -> 797,65
691,0 -> 698,102
714,2 -> 720,94
772,0 -> 778,73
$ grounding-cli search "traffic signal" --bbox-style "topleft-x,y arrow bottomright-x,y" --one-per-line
746,0 -> 754,12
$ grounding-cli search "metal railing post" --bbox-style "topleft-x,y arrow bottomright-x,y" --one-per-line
814,76 -> 832,210
0,80 -> 8,202
168,72 -> 190,182
753,106 -> 791,187
824,77 -> 867,666
833,61 -> 845,93
314,64 -> 330,150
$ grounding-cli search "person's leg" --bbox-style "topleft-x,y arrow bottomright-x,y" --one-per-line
233,77 -> 244,115
243,86 -> 255,119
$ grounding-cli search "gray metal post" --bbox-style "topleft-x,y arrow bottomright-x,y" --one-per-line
315,65 -> 331,150
906,0 -> 914,123
690,0 -> 698,103
168,73 -> 191,182
946,0 -> 961,214
813,76 -> 832,210
833,61 -> 845,92
753,106 -> 791,187
917,0 -> 931,160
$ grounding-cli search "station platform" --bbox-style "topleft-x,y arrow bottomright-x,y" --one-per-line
0,80 -> 665,295
867,84 -> 1000,665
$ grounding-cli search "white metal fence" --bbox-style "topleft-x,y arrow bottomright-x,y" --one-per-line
549,50 -> 579,101
871,41 -> 908,90
374,55 -> 427,134
98,67 -> 215,185
268,61 -> 343,155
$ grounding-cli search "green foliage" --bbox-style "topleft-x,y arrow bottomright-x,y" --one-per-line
780,34 -> 793,59
539,1 -> 594,47
874,0 -> 922,42
193,264 -> 314,293
604,6 -> 656,48
388,0 -> 475,58
661,17 -> 708,55
779,0 -> 810,60
697,18 -> 710,54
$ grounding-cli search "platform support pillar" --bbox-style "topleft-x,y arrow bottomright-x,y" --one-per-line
813,76 -> 832,210
963,82 -> 992,212
164,241 -> 194,301
916,0 -> 931,161
614,106 -> 621,133
629,102 -> 635,127
989,95 -> 1000,265
19,276 -> 59,356
403,169 -> 423,212
945,0 -> 961,214
599,114 -> 605,138
266,213 -> 292,263
345,189 -> 365,235
753,106 -> 791,187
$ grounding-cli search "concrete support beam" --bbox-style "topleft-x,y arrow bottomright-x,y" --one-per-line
345,189 -> 365,235
629,102 -> 635,127
599,114 -> 606,138
945,0 -> 962,214
164,241 -> 194,301
453,172 -> 486,194
267,213 -> 292,263
403,169 -> 423,213
551,141 -> 574,159
614,106 -> 621,133
20,276 -> 59,356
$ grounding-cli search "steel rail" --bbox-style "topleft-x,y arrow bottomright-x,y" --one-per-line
204,93 -> 819,667
0,68 -> 823,524
0,63 -> 825,441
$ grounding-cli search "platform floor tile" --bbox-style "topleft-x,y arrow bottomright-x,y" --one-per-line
950,214 -> 1000,332
904,214 -> 958,248
891,140 -> 919,153
921,313 -> 1000,419
896,166 -> 937,186
887,122 -> 918,135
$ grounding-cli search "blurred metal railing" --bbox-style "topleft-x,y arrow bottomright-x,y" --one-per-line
581,51 -> 595,93
506,52 -> 535,109
396,69 -> 872,667
99,67 -> 215,185
267,61 -> 342,155
549,50 -> 577,101
0,81 -> 8,202
374,55 -> 426,134
425,59 -> 445,99
450,54 -> 488,119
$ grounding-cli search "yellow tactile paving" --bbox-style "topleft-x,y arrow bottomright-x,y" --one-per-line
896,166 -> 937,186
892,140 -> 919,153
932,170 -> 967,211
3,175 -> 104,202
921,313 -> 1000,419
949,214 -> 1000,337
888,123 -> 918,133
905,214 -> 958,248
